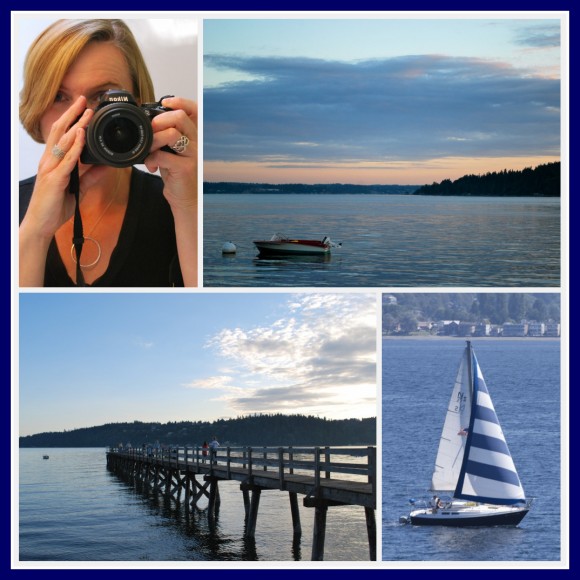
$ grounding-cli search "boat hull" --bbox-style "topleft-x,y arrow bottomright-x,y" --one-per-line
253,240 -> 331,256
409,505 -> 529,527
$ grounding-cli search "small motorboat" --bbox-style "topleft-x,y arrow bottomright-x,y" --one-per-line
42,455 -> 49,460
253,233 -> 341,256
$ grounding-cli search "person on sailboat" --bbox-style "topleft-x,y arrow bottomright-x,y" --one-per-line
430,495 -> 444,512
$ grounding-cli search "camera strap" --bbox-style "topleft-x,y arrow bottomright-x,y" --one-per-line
69,162 -> 86,287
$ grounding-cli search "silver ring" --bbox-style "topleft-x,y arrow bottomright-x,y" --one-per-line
52,144 -> 66,159
171,135 -> 190,154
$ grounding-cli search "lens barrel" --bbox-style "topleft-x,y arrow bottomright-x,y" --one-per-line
82,103 -> 154,167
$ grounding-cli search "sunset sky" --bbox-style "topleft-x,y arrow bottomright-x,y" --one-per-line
19,293 -> 377,436
203,16 -> 563,185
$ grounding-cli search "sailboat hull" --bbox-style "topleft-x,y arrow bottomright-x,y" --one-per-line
409,505 -> 529,527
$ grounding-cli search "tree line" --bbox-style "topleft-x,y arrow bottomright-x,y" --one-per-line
383,293 -> 560,334
413,162 -> 560,197
204,162 -> 561,197
204,182 -> 417,194
19,413 -> 376,448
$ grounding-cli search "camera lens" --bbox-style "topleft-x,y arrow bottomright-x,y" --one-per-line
102,117 -> 141,154
83,103 -> 153,167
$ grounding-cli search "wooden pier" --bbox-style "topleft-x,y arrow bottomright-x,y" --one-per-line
106,445 -> 376,560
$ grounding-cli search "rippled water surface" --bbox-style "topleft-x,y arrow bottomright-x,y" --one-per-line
19,448 -> 371,562
203,194 -> 560,287
382,338 -> 561,562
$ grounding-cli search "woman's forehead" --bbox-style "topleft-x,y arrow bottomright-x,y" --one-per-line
60,42 -> 133,92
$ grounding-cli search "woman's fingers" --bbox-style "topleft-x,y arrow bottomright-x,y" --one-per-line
46,96 -> 89,148
150,127 -> 195,159
150,98 -> 197,158
60,128 -> 87,177
40,101 -> 92,177
161,96 -> 197,121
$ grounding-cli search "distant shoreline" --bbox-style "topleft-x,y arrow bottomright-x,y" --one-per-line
204,191 -> 558,198
382,335 -> 560,341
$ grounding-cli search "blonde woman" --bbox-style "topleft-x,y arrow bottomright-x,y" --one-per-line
19,19 -> 197,287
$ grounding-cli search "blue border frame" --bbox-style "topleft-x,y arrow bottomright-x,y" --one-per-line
7,2 -> 573,576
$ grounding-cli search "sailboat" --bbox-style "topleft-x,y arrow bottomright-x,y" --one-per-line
403,341 -> 532,526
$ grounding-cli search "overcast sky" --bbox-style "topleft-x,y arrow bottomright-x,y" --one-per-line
18,292 -> 377,436
203,16 -> 563,184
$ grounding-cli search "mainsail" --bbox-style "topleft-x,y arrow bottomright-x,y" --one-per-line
454,344 -> 526,505
431,344 -> 472,492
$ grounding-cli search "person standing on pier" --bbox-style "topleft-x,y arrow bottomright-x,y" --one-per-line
201,441 -> 209,463
209,436 -> 220,464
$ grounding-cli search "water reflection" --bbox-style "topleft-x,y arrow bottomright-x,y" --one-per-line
204,194 -> 560,287
255,254 -> 332,264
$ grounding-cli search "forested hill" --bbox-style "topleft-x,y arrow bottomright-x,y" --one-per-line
383,293 -> 560,329
414,162 -> 560,196
204,182 -> 417,194
19,414 -> 376,448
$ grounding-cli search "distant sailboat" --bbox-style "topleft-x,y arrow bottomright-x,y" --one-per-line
402,341 -> 532,526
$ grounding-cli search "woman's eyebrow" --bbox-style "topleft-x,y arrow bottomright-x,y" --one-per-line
59,81 -> 125,93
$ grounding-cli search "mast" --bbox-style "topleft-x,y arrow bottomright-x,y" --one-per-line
466,340 -> 473,399
453,341 -> 476,499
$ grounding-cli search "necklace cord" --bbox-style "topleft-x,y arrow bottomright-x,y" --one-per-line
68,169 -> 123,280
69,163 -> 85,287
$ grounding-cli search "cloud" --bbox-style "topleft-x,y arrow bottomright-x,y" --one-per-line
134,337 -> 154,349
183,375 -> 236,391
204,54 -> 560,167
513,24 -> 561,49
199,294 -> 376,418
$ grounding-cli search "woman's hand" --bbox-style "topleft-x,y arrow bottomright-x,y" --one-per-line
19,96 -> 94,286
144,96 -> 198,210
22,96 -> 96,239
144,97 -> 198,286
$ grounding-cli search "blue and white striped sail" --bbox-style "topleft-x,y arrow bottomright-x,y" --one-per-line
454,344 -> 526,505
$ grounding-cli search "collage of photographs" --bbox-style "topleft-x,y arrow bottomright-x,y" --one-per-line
13,12 -> 568,570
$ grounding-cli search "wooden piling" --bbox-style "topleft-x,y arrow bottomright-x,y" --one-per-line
311,502 -> 328,561
242,487 -> 250,522
365,507 -> 377,561
289,492 -> 302,536
245,488 -> 262,538
106,444 -> 376,561
208,478 -> 219,518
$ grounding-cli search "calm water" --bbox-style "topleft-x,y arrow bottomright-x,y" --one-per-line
382,338 -> 562,562
18,447 -> 371,562
203,194 -> 560,287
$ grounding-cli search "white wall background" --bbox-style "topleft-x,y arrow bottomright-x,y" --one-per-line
15,16 -> 198,180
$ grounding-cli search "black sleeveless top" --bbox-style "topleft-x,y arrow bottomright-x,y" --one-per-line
19,168 -> 183,287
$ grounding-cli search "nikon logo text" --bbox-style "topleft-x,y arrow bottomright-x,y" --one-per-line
109,96 -> 129,102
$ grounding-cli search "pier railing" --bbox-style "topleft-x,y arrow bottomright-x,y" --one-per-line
108,445 -> 375,497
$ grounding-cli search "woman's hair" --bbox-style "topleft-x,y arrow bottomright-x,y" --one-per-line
20,19 -> 155,143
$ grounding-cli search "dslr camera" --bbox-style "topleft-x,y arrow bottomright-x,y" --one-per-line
80,89 -> 173,167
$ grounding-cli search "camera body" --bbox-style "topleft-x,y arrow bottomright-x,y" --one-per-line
80,89 -> 172,167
